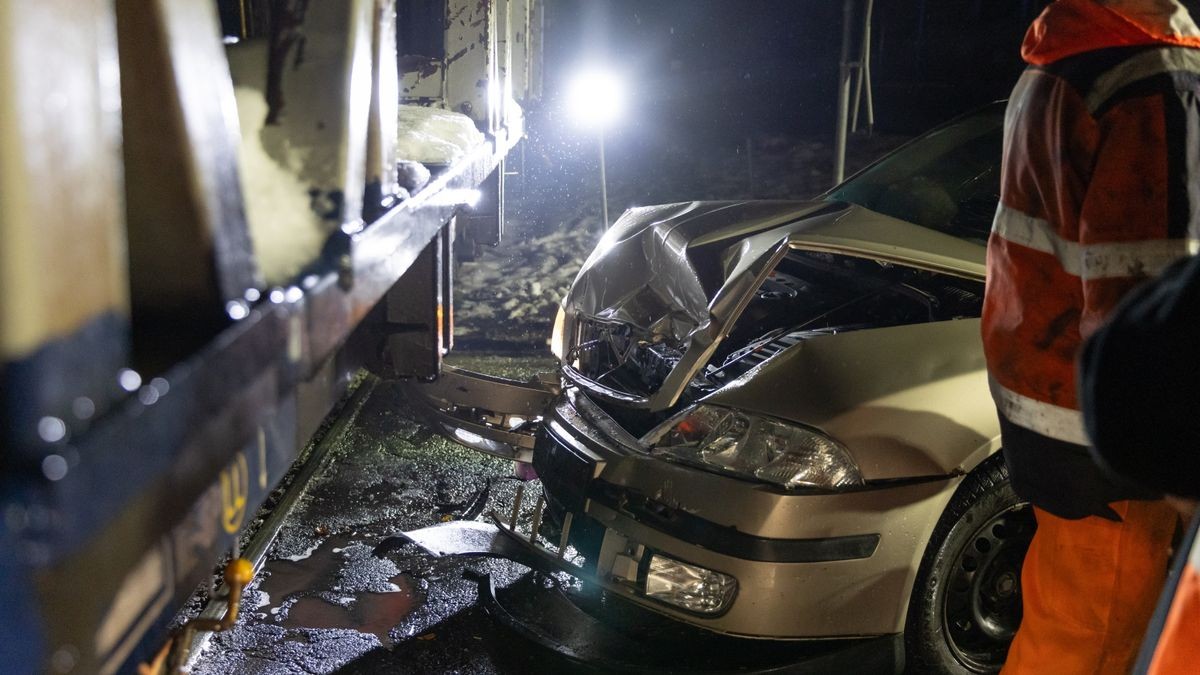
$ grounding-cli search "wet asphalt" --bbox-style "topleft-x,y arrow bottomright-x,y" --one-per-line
189,353 -> 563,674
184,354 -> 893,675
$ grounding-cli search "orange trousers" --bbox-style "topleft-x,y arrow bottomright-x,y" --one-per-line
1001,501 -> 1177,675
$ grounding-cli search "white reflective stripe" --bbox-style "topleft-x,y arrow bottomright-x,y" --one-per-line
1190,530 -> 1200,571
1081,238 -> 1197,278
1086,46 -> 1200,113
992,205 -> 1076,269
989,377 -> 1089,446
992,204 -> 1196,279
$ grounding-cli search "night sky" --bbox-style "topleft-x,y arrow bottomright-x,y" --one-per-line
545,0 -> 1053,135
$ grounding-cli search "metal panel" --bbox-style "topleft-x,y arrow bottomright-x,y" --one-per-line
401,1 -> 533,119
116,0 -> 262,315
400,59 -> 447,104
459,163 -> 505,249
527,0 -> 544,100
386,228 -> 446,378
265,0 -> 374,228
0,0 -> 131,465
444,0 -> 499,126
510,0 -> 531,100
35,385 -> 299,675
441,216 -> 456,353
0,0 -> 128,361
365,0 -> 401,218
399,0 -> 447,105
497,0 -> 514,127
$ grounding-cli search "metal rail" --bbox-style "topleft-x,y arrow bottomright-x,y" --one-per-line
180,377 -> 380,669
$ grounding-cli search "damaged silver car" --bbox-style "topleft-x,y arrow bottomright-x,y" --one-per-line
409,102 -> 1031,674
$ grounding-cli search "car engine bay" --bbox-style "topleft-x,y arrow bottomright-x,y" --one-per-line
571,249 -> 985,416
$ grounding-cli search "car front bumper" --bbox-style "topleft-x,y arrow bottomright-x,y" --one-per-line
532,386 -> 964,640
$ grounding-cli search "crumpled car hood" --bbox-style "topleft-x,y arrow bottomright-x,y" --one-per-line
562,199 -> 986,408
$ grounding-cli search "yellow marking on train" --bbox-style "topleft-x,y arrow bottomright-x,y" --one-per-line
257,427 -> 268,489
220,453 -> 250,534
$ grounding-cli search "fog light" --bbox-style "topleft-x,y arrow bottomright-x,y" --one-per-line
644,554 -> 737,615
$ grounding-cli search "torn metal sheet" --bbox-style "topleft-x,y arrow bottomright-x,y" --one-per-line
562,199 -> 987,410
372,520 -> 535,563
403,365 -> 557,461
372,511 -> 592,584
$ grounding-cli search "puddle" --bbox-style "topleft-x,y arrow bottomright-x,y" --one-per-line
259,534 -> 423,646
282,578 -> 419,645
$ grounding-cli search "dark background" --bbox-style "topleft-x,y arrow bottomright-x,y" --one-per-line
543,0 -> 1052,136
508,0 -> 1053,231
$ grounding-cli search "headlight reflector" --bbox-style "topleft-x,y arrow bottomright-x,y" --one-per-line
644,554 -> 737,615
644,405 -> 864,490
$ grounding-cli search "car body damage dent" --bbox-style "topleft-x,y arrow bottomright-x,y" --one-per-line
567,201 -> 840,347
562,199 -> 987,410
706,319 -> 995,480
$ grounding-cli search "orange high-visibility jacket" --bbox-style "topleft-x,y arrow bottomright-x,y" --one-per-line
982,0 -> 1200,518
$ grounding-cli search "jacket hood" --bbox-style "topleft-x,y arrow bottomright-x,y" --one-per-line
1023,0 -> 1200,65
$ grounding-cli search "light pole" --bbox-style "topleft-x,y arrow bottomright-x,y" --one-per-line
598,128 -> 609,228
567,68 -> 625,228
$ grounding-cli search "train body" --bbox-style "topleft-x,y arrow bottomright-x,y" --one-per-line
0,1 -> 540,672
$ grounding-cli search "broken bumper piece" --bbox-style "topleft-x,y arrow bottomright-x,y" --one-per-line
376,520 -> 903,674
401,365 -> 559,463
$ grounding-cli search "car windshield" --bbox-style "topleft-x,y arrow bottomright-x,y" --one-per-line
827,103 -> 1005,243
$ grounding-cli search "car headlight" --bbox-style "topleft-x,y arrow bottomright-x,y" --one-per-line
642,405 -> 864,490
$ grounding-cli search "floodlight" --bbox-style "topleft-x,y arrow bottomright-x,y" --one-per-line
567,68 -> 625,130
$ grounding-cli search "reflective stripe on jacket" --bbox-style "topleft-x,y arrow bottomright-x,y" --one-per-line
982,0 -> 1200,516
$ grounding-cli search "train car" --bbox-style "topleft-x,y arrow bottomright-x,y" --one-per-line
0,1 -> 541,672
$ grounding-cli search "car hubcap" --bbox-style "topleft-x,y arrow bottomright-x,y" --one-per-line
943,502 -> 1035,672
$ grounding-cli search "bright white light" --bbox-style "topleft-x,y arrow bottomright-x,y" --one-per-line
118,369 -> 142,393
428,189 -> 481,207
567,68 -> 625,130
226,300 -> 250,321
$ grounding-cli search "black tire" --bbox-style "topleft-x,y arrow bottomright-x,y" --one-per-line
904,454 -> 1036,674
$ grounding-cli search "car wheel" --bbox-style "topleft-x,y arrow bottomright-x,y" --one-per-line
905,454 -> 1035,674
